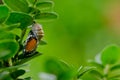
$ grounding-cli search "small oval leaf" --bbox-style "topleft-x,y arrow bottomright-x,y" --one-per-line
0,31 -> 15,40
10,69 -> 25,79
101,44 -> 120,65
6,12 -> 33,29
0,40 -> 19,60
36,1 -> 54,10
0,5 -> 9,24
34,12 -> 58,21
3,0 -> 29,13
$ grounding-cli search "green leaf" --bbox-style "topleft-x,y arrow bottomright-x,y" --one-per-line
6,12 -> 33,29
36,1 -> 54,10
0,31 -> 15,40
0,40 -> 19,60
34,12 -> 58,21
90,70 -> 103,79
45,58 -> 63,74
44,58 -> 69,79
88,60 -> 104,69
0,71 -> 13,80
39,40 -> 47,45
110,64 -> 120,71
0,64 -> 27,72
101,44 -> 120,65
77,66 -> 95,79
10,69 -> 25,79
0,5 -> 9,24
3,0 -> 29,13
14,52 -> 42,65
44,58 -> 73,80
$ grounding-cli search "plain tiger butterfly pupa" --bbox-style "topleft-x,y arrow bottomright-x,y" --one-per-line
23,22 -> 44,57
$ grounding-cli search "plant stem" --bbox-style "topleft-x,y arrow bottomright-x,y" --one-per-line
14,29 -> 27,61
8,58 -> 12,67
3,58 -> 12,67
19,29 -> 27,44
103,64 -> 110,80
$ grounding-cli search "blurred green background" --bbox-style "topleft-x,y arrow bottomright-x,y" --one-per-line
24,0 -> 120,80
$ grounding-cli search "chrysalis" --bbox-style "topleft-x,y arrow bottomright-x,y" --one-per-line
23,22 -> 44,56
32,23 -> 44,40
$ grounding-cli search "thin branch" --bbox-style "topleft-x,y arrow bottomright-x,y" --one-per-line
14,29 -> 27,61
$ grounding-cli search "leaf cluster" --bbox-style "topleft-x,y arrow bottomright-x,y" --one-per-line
41,45 -> 120,80
0,0 -> 57,80
88,44 -> 120,80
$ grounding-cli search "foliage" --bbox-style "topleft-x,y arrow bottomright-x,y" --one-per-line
39,58 -> 95,80
40,44 -> 120,80
88,44 -> 120,80
0,0 -> 120,80
0,0 -> 57,80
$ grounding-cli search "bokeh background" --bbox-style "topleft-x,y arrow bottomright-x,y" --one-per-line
25,0 -> 120,80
